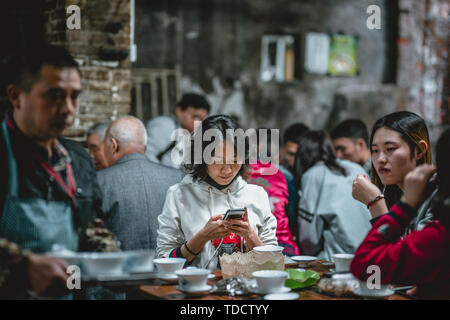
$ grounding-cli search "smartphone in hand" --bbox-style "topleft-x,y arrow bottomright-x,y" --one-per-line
223,208 -> 245,220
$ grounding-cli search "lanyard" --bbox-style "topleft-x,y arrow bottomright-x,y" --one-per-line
34,154 -> 77,205
3,118 -> 77,205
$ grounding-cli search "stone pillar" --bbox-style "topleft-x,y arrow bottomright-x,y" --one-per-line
44,0 -> 131,138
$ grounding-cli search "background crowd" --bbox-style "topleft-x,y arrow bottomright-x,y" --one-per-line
0,45 -> 448,300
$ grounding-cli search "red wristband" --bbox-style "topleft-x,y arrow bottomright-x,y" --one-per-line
367,195 -> 385,209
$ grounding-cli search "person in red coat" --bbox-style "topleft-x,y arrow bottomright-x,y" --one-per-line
350,128 -> 450,299
247,161 -> 300,256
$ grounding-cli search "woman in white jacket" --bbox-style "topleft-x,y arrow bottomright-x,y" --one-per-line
156,115 -> 278,270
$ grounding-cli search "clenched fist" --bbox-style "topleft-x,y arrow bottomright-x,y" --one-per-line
401,164 -> 436,208
352,174 -> 382,205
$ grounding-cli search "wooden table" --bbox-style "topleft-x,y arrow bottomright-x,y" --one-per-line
138,260 -> 411,300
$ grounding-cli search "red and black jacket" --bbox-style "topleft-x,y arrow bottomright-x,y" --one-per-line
350,201 -> 450,299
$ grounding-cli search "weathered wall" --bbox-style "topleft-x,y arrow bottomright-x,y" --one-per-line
134,0 -> 400,132
45,0 -> 132,138
0,1 -> 132,138
397,0 -> 449,146
1,0 -> 447,143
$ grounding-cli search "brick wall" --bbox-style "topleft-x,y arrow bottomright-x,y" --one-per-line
44,0 -> 131,138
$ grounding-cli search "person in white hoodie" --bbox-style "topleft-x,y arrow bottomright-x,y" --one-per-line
156,115 -> 278,270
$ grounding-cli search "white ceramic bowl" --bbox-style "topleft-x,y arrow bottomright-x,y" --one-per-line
176,268 -> 211,290
153,258 -> 186,275
46,251 -> 127,276
78,252 -> 126,276
253,245 -> 284,253
124,250 -> 155,273
252,270 -> 289,293
332,253 -> 354,272
45,251 -> 81,267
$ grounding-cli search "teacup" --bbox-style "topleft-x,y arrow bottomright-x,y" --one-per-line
253,245 -> 284,254
124,250 -> 155,273
153,257 -> 186,276
45,250 -> 81,265
46,251 -> 126,276
78,252 -> 126,276
252,270 -> 289,293
332,253 -> 354,272
176,268 -> 211,291
46,250 -> 81,267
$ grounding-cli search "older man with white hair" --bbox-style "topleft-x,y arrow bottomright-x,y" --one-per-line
98,116 -> 183,252
103,116 -> 147,167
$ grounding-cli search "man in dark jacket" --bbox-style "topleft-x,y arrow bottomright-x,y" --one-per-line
0,45 -> 112,299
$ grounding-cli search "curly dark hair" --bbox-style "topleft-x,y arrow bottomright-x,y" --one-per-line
183,114 -> 250,182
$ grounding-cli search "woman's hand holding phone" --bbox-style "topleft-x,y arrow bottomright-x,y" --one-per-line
224,207 -> 263,250
182,214 -> 231,263
224,210 -> 248,235
199,214 -> 231,242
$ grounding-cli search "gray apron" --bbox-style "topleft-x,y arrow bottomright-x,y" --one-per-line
0,120 -> 79,253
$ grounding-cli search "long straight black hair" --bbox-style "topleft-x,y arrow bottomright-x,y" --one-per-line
370,111 -> 432,208
294,130 -> 347,186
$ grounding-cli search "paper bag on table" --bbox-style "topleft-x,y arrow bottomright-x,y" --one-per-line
220,251 -> 284,279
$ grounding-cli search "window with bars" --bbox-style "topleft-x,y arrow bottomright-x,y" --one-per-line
130,66 -> 182,123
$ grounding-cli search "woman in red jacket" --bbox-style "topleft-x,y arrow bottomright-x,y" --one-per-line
350,128 -> 450,299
